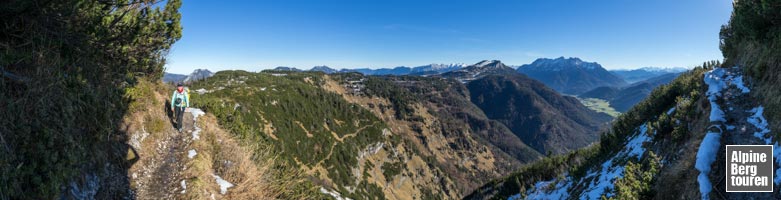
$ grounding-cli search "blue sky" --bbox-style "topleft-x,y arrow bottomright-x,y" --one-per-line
165,0 -> 733,74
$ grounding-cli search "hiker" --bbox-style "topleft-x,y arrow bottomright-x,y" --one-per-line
171,83 -> 189,132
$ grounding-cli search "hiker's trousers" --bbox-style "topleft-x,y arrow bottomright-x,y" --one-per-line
175,106 -> 185,129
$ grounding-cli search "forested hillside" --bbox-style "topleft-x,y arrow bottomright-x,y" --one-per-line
467,74 -> 612,154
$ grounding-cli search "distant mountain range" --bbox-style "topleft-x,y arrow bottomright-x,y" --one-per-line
272,63 -> 468,75
609,67 -> 687,83
163,69 -> 214,84
516,57 -> 628,95
267,59 -> 685,89
173,58 -> 687,113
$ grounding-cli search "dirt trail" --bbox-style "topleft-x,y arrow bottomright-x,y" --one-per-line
299,122 -> 378,174
708,67 -> 778,199
131,110 -> 196,199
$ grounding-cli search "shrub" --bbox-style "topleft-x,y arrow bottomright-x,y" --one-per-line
0,0 -> 181,198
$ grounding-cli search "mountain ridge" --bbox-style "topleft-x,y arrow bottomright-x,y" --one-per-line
517,57 -> 627,95
610,67 -> 687,83
163,69 -> 215,83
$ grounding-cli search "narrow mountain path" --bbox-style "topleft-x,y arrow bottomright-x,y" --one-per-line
329,121 -> 379,142
131,110 -> 197,199
698,67 -> 778,199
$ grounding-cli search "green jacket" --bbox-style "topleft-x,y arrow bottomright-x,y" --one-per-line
171,90 -> 189,108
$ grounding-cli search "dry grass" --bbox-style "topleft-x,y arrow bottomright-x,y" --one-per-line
122,80 -> 313,199
184,114 -> 280,199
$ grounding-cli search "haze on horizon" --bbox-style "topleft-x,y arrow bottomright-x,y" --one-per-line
165,0 -> 733,74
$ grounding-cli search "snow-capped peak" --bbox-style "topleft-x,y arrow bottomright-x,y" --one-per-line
469,60 -> 508,70
427,63 -> 467,70
637,67 -> 688,73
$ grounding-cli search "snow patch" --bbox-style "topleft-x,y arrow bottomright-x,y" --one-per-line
748,106 -> 771,143
181,180 -> 187,194
188,149 -> 197,159
704,69 -> 727,122
189,108 -> 205,140
622,124 -> 652,158
580,158 -> 624,200
320,187 -> 353,200
746,106 -> 781,184
519,177 -> 572,200
578,124 -> 651,199
67,173 -> 100,200
192,126 -> 201,140
708,101 -> 726,122
695,132 -> 721,200
212,174 -> 234,195
704,68 -> 727,98
731,75 -> 750,93
190,108 -> 205,121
